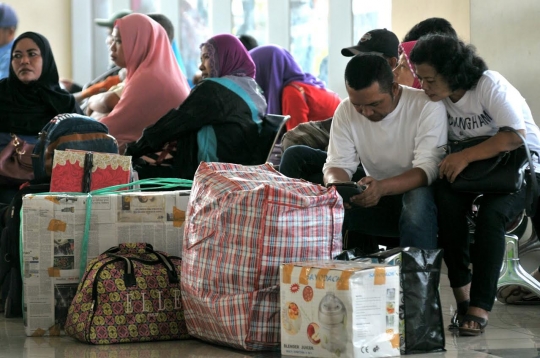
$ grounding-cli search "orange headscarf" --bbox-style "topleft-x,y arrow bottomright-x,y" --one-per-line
99,13 -> 190,149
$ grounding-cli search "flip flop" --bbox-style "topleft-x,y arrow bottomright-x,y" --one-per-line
459,314 -> 488,336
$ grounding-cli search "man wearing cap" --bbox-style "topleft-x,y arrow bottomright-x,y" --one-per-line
341,28 -> 399,68
94,9 -> 133,45
0,3 -> 18,79
323,54 -> 447,250
280,28 -> 400,185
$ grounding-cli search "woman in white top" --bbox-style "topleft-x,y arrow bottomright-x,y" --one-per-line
410,34 -> 540,336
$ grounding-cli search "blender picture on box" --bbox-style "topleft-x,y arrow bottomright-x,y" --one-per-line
280,261 -> 401,358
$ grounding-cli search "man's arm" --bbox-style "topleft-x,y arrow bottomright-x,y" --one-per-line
353,168 -> 427,208
372,167 -> 428,196
323,167 -> 352,186
322,101 -> 361,180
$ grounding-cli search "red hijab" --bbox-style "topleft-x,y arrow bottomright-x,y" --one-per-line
99,14 -> 190,149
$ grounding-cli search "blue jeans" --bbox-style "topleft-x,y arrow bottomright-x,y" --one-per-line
279,145 -> 328,185
280,145 -> 365,185
344,185 -> 438,250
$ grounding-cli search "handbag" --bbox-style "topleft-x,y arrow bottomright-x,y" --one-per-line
64,242 -> 190,344
447,126 -> 538,215
0,134 -> 35,185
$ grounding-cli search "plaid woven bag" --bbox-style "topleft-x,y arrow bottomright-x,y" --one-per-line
181,162 -> 344,351
65,243 -> 189,344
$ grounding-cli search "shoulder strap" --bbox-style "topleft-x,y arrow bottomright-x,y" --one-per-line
500,126 -> 538,216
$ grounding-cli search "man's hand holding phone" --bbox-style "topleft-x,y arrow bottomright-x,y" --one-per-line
326,181 -> 368,208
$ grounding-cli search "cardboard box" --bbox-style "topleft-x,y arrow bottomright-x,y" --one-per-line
50,150 -> 132,192
280,261 -> 400,358
21,190 -> 190,337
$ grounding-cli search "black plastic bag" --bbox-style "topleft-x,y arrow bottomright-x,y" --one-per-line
335,246 -> 445,355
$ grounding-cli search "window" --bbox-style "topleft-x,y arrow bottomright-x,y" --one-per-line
289,0 -> 329,84
231,0 -> 268,47
179,0 -> 211,81
352,0 -> 391,42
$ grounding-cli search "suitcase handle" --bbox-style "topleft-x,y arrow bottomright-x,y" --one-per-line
107,244 -> 179,286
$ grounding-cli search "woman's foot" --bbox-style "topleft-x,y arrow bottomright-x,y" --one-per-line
459,306 -> 489,336
452,284 -> 471,304
449,299 -> 469,330
449,284 -> 471,330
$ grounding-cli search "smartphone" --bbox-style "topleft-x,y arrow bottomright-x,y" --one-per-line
328,182 -> 366,203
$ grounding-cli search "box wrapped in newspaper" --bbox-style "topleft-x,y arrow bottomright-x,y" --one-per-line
21,190 -> 190,337
280,261 -> 401,358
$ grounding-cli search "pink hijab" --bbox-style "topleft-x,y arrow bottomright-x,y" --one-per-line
99,13 -> 190,149
398,41 -> 421,89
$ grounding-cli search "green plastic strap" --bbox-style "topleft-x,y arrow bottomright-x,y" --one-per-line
79,178 -> 192,278
16,178 -> 193,279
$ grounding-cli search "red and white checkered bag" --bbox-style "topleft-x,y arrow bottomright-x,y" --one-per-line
181,162 -> 343,351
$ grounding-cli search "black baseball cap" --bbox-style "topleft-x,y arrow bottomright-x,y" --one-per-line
341,28 -> 399,58
94,9 -> 133,28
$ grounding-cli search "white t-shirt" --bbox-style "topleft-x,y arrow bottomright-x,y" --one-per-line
323,86 -> 447,184
444,70 -> 540,155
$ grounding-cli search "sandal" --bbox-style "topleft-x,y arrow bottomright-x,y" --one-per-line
449,300 -> 469,330
459,314 -> 488,336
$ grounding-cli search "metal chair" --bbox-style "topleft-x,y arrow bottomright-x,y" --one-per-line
518,214 -> 540,256
497,231 -> 540,299
497,211 -> 540,299
469,195 -> 540,299
254,114 -> 291,165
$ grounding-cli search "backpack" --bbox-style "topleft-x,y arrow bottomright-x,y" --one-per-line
31,114 -> 119,183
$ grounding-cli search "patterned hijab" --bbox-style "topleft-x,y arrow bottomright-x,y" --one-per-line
199,34 -> 256,78
398,41 -> 421,89
0,32 -> 81,134
249,45 -> 326,115
100,13 -> 191,149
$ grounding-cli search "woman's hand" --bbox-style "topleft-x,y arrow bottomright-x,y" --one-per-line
439,151 -> 470,183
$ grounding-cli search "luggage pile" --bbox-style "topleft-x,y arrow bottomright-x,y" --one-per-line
1,119 -> 445,357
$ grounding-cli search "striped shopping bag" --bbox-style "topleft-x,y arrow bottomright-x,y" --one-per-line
181,162 -> 344,351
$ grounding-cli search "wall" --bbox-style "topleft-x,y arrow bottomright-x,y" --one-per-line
392,0 -> 470,42
470,0 -> 540,121
4,0 -> 72,79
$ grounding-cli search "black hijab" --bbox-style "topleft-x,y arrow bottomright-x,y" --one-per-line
0,32 -> 82,135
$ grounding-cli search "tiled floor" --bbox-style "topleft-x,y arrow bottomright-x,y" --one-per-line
2,252 -> 540,357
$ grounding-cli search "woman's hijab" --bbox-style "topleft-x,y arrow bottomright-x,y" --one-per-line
200,34 -> 256,78
0,32 -> 81,135
398,41 -> 421,89
100,13 -> 191,149
249,45 -> 326,115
